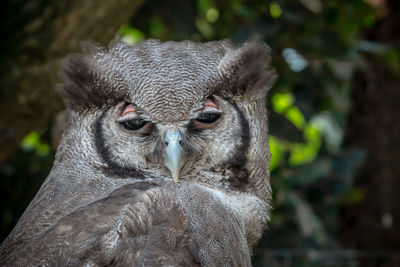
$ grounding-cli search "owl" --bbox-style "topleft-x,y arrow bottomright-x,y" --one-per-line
0,39 -> 276,266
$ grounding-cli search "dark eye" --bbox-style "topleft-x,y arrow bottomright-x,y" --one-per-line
195,112 -> 221,124
120,119 -> 147,131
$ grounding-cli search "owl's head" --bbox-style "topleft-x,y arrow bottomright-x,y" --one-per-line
57,39 -> 276,198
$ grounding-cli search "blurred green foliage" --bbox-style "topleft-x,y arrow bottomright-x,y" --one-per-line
2,0 -> 396,265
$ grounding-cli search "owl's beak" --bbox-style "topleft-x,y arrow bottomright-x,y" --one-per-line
164,129 -> 183,184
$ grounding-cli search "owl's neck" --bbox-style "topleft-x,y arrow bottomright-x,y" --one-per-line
53,112 -> 108,180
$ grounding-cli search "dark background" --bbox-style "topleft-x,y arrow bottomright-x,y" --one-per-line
1,0 -> 400,266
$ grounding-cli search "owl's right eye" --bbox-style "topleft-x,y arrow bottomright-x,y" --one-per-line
195,112 -> 221,124
120,119 -> 147,131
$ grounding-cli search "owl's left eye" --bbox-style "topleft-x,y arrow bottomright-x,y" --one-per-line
120,119 -> 147,131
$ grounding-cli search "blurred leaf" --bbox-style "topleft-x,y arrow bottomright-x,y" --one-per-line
357,40 -> 389,54
21,131 -> 50,157
282,48 -> 309,72
286,106 -> 306,129
36,143 -> 50,157
206,8 -> 219,23
311,112 -> 343,151
197,0 -> 213,13
272,92 -> 294,113
298,0 -> 323,13
21,132 -> 40,151
290,193 -> 331,246
289,123 -> 322,166
196,17 -> 214,39
149,17 -> 165,38
118,24 -> 145,44
328,59 -> 355,81
269,2 -> 282,19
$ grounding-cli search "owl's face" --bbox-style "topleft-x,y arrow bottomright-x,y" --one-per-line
96,94 -> 247,185
58,39 -> 276,192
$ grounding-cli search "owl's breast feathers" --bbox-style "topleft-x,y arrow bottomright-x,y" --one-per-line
1,181 -> 256,266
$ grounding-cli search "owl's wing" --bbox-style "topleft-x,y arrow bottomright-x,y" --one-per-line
5,182 -> 200,266
4,181 -> 251,266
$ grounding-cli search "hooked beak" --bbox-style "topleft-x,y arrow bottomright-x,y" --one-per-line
164,129 -> 183,183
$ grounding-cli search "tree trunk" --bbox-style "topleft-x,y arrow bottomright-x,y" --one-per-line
341,0 -> 400,251
0,0 -> 145,163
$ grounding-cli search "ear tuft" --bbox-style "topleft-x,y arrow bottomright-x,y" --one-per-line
57,53 -> 92,110
56,41 -> 120,111
217,40 -> 277,100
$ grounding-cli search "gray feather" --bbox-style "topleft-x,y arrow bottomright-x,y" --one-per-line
0,39 -> 276,266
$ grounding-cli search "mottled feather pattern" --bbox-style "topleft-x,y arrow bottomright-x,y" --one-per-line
5,182 -> 200,266
58,39 -> 276,121
0,39 -> 276,266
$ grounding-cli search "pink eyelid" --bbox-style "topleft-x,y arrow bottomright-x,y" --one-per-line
121,104 -> 137,116
122,100 -> 216,116
204,99 -> 217,109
